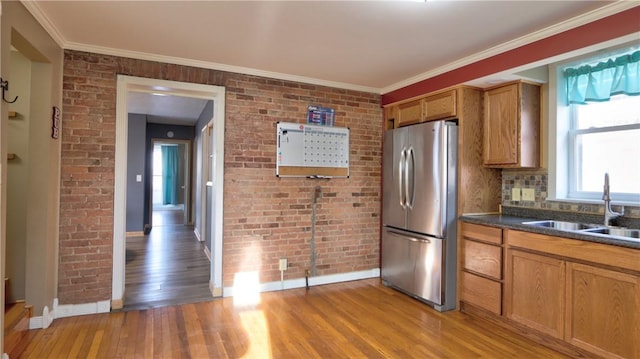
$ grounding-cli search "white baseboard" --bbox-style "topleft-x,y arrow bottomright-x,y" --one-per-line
194,228 -> 202,242
29,298 -> 111,329
203,245 -> 211,261
29,304 -> 55,329
223,268 -> 380,297
55,299 -> 111,319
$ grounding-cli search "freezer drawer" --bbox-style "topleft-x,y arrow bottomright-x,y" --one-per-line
381,228 -> 444,305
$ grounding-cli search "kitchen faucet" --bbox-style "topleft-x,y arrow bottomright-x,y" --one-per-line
602,172 -> 624,226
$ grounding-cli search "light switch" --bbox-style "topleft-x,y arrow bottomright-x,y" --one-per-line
511,188 -> 521,201
136,175 -> 142,182
522,188 -> 535,201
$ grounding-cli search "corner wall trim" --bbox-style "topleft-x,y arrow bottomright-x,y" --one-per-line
29,304 -> 55,329
54,298 -> 111,319
223,268 -> 380,297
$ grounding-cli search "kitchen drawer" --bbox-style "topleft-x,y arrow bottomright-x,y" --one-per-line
461,222 -> 502,244
460,271 -> 502,315
462,239 -> 502,280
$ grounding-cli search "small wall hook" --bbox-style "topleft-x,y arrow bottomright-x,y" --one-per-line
1,77 -> 19,104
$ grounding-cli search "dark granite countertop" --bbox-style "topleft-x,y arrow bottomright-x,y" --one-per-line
460,211 -> 640,250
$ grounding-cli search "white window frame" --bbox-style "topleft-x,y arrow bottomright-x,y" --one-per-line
567,108 -> 640,201
548,37 -> 640,206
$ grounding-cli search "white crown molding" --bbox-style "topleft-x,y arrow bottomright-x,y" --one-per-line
381,1 -> 640,94
20,0 -> 66,47
63,41 -> 381,94
22,1 -> 638,95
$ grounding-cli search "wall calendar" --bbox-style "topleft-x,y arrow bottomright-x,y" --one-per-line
276,122 -> 349,178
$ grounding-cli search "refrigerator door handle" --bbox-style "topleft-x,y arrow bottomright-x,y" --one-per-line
406,146 -> 415,210
399,148 -> 406,208
385,227 -> 432,244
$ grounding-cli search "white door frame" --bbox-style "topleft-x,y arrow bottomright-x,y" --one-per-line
113,75 -> 225,308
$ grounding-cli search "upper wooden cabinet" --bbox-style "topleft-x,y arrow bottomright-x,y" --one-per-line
425,89 -> 456,121
384,89 -> 458,129
397,99 -> 424,127
483,82 -> 540,168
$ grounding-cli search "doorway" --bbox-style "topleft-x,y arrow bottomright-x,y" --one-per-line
151,140 -> 190,227
113,76 -> 226,309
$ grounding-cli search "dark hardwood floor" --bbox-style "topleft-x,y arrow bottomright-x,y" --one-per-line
124,210 -> 212,311
16,279 -> 569,358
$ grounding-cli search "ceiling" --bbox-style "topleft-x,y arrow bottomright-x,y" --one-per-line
127,92 -> 209,125
22,1 -> 635,123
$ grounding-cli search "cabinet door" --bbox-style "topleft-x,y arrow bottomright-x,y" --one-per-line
424,89 -> 456,121
484,83 -> 518,165
397,99 -> 423,127
385,105 -> 399,130
566,263 -> 640,359
505,249 -> 565,339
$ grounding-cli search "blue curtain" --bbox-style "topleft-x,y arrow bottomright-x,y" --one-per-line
161,145 -> 179,205
565,50 -> 640,105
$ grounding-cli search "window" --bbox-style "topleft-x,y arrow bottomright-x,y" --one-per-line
568,95 -> 640,201
550,45 -> 640,205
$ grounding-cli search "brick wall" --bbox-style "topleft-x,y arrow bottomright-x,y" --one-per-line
59,50 -> 382,304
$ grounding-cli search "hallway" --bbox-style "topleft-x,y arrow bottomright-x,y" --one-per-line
124,215 -> 212,311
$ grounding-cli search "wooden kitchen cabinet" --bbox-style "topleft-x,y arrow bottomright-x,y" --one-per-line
565,262 -> 640,359
505,249 -> 565,339
460,222 -> 503,315
483,81 -> 540,168
397,99 -> 424,127
385,105 -> 399,130
504,228 -> 640,358
424,89 -> 456,121
385,89 -> 458,129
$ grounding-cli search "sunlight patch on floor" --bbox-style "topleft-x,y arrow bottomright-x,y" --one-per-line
240,309 -> 273,359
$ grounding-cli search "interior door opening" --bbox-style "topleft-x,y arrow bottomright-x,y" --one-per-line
114,75 -> 226,309
151,140 -> 189,227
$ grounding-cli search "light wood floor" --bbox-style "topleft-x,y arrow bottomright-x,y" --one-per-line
17,279 -> 569,358
124,218 -> 212,311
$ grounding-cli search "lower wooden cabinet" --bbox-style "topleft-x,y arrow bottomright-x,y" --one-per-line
505,249 -> 565,339
459,222 -> 503,315
566,262 -> 640,359
503,229 -> 640,359
460,271 -> 501,315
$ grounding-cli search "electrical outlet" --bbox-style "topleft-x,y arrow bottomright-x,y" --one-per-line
279,258 -> 288,271
512,187 -> 521,201
522,188 -> 536,201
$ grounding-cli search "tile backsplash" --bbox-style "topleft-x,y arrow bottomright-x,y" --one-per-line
502,169 -> 640,219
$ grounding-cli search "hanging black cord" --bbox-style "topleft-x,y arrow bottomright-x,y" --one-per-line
1,78 -> 19,104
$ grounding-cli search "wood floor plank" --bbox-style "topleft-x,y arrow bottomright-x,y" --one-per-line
19,279 -> 571,358
124,220 -> 212,311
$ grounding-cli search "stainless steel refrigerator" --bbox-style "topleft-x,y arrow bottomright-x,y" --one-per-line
381,119 -> 457,312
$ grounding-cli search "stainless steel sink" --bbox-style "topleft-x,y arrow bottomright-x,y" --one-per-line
582,227 -> 640,239
521,220 -> 640,243
521,220 -> 601,231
